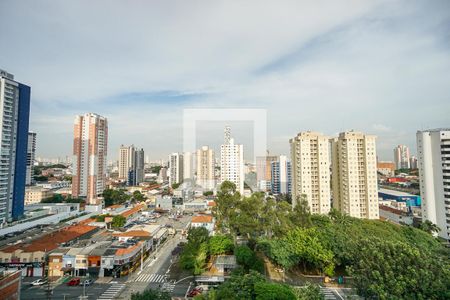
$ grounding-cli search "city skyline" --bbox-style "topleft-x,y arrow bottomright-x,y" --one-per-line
1,1 -> 449,160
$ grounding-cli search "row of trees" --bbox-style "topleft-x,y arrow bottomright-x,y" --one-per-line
103,188 -> 146,206
41,194 -> 84,204
95,214 -> 126,228
212,181 -> 450,300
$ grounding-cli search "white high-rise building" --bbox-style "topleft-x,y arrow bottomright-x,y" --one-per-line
169,153 -> 184,186
72,113 -> 108,205
196,146 -> 215,190
417,129 -> 450,240
220,127 -> 244,194
290,132 -> 331,214
393,145 -> 411,170
331,131 -> 379,219
26,132 -> 37,185
0,69 -> 31,223
183,152 -> 193,182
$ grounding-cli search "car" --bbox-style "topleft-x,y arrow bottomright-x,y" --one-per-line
67,278 -> 81,286
83,279 -> 93,286
188,290 -> 201,297
31,279 -> 48,286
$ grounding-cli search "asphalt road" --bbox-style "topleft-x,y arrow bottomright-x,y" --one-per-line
19,212 -> 193,300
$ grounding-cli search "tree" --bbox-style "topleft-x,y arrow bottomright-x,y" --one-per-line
292,284 -> 324,300
41,194 -> 64,203
213,181 -> 241,235
235,245 -> 264,273
103,188 -> 131,207
254,281 -> 296,300
290,195 -> 312,227
131,288 -> 171,300
111,215 -> 126,228
203,191 -> 214,196
202,270 -> 296,300
348,238 -> 450,300
208,235 -> 234,255
187,227 -> 210,245
132,190 -> 146,202
234,193 -> 264,239
171,182 -> 181,189
417,220 -> 440,235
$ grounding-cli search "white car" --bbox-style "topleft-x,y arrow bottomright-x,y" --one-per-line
31,279 -> 48,286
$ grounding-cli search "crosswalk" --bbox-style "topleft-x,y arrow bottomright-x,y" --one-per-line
162,281 -> 176,292
98,283 -> 126,300
134,273 -> 167,283
320,286 -> 338,300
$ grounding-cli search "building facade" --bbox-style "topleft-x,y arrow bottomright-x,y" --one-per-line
331,131 -> 379,219
290,132 -> 331,214
417,129 -> 450,240
0,69 -> 31,224
169,153 -> 183,186
24,187 -> 53,205
256,155 -> 278,191
72,113 -> 108,205
270,155 -> 291,195
26,132 -> 36,186
119,145 -> 135,180
220,127 -> 244,194
196,146 -> 215,190
394,145 -> 411,170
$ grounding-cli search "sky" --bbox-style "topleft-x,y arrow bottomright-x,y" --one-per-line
1,0 -> 449,162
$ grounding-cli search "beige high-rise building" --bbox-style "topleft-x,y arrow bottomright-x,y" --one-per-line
196,146 -> 215,190
290,132 -> 331,214
119,145 -> 135,180
72,113 -> 108,205
331,131 -> 379,219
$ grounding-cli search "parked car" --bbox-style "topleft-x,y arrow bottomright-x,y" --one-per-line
31,279 -> 48,286
83,279 -> 93,286
67,278 -> 80,286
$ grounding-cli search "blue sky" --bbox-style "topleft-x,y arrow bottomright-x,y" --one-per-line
0,0 -> 449,162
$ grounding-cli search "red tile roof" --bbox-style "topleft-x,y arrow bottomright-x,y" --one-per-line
192,215 -> 213,223
121,204 -> 144,218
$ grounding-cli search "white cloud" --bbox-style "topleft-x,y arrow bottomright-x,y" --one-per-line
1,0 -> 449,160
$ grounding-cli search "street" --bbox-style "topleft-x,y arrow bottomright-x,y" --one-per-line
20,213 -> 192,300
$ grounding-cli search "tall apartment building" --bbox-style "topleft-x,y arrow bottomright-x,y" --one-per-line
290,132 -> 331,214
119,145 -> 144,186
169,153 -> 184,186
0,69 -> 31,223
331,131 -> 379,219
119,145 -> 135,180
196,146 -> 215,190
256,154 -> 278,191
220,126 -> 244,194
72,113 -> 108,205
410,156 -> 418,169
394,145 -> 411,170
183,152 -> 193,182
26,132 -> 37,185
417,129 -> 450,240
270,155 -> 291,195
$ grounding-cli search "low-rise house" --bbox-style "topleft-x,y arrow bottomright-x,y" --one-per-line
191,215 -> 215,234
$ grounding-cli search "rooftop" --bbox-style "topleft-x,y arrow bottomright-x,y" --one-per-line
378,188 -> 418,197
192,215 -> 213,223
0,224 -> 97,254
